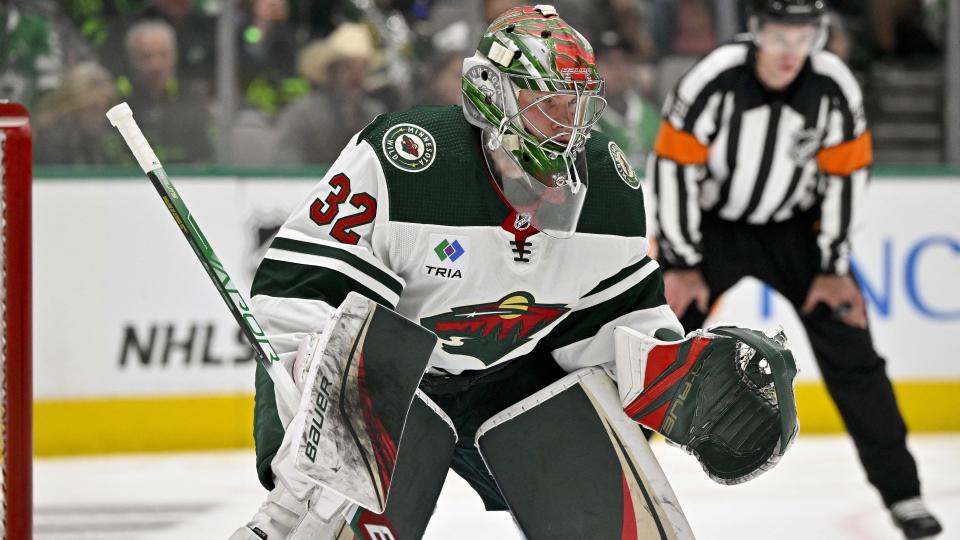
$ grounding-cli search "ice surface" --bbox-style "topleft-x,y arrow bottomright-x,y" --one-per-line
34,435 -> 959,539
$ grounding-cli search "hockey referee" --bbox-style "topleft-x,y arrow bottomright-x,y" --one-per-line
649,0 -> 942,538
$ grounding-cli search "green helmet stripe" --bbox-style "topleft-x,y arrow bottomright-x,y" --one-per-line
509,37 -> 557,92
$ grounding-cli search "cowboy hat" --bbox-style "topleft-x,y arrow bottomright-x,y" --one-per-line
297,22 -> 382,85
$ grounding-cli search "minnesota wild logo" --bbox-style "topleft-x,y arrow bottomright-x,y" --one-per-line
608,141 -> 640,189
382,123 -> 437,173
421,292 -> 570,365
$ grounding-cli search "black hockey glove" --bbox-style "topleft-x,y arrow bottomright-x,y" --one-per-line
620,325 -> 799,484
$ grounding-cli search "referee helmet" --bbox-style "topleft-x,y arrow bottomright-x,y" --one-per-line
748,0 -> 829,53
748,0 -> 827,24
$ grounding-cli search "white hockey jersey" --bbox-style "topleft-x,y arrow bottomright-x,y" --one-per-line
252,105 -> 681,375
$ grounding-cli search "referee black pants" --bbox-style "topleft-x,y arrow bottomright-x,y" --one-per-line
668,211 -> 921,507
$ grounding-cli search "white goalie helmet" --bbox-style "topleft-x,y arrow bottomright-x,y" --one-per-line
461,5 -> 606,238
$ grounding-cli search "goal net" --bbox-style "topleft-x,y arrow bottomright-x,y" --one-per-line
0,102 -> 31,540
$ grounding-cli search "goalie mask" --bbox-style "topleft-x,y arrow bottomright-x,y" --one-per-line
462,5 -> 605,238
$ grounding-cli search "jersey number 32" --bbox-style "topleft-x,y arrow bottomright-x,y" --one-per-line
310,172 -> 377,245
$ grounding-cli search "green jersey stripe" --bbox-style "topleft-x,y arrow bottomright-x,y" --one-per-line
576,259 -> 659,312
252,257 -> 395,309
264,248 -> 400,306
270,237 -> 404,296
548,267 -> 667,350
581,256 -> 653,299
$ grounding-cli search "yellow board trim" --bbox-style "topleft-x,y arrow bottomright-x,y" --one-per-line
794,380 -> 960,433
34,381 -> 960,456
35,393 -> 255,456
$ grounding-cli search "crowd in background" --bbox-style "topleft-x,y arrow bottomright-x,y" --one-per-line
0,0 -> 947,167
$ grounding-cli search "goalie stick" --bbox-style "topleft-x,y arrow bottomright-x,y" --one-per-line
107,104 -> 415,540
106,102 -> 300,413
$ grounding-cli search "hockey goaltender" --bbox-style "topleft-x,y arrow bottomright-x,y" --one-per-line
230,5 -> 799,539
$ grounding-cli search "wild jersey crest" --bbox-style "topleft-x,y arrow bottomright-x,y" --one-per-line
382,123 -> 437,172
421,292 -> 570,365
608,141 -> 640,189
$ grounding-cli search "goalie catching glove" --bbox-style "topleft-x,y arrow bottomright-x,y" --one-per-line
615,325 -> 799,485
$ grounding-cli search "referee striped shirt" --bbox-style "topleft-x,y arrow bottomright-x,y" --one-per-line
648,37 -> 872,275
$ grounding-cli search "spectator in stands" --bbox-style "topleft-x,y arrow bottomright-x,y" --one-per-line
420,50 -> 465,106
0,0 -> 64,107
34,62 -> 124,166
103,0 -> 216,98
36,0 -> 97,66
827,12 -> 852,63
868,0 -> 940,58
273,23 -> 386,165
594,35 -> 661,166
602,0 -> 656,61
650,0 -> 717,58
284,0 -> 348,43
483,0 -> 524,24
123,19 -> 213,163
237,0 -> 305,117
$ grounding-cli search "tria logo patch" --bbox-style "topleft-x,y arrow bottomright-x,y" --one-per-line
382,123 -> 437,173
423,234 -> 468,279
420,292 -> 570,365
434,239 -> 465,262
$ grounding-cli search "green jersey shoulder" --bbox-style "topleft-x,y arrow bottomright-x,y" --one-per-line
579,129 -> 647,238
356,105 -> 646,238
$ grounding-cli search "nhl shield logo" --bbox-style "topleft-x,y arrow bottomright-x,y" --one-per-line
790,127 -> 822,165
608,141 -> 640,189
382,123 -> 437,173
514,212 -> 532,231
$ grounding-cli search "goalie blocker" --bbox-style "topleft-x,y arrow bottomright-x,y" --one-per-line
616,325 -> 799,484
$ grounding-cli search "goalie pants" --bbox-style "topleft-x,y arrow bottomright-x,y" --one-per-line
665,210 -> 921,507
420,349 -> 566,511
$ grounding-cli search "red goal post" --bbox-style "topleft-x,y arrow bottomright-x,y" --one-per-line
0,101 -> 32,540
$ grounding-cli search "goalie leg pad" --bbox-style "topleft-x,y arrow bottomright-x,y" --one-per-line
282,292 -> 439,511
476,367 -> 694,540
270,391 -> 456,540
346,390 -> 458,540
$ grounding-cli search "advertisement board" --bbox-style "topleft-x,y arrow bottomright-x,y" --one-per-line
33,174 -> 959,453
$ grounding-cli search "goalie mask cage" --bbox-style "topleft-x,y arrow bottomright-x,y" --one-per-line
0,102 -> 31,540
